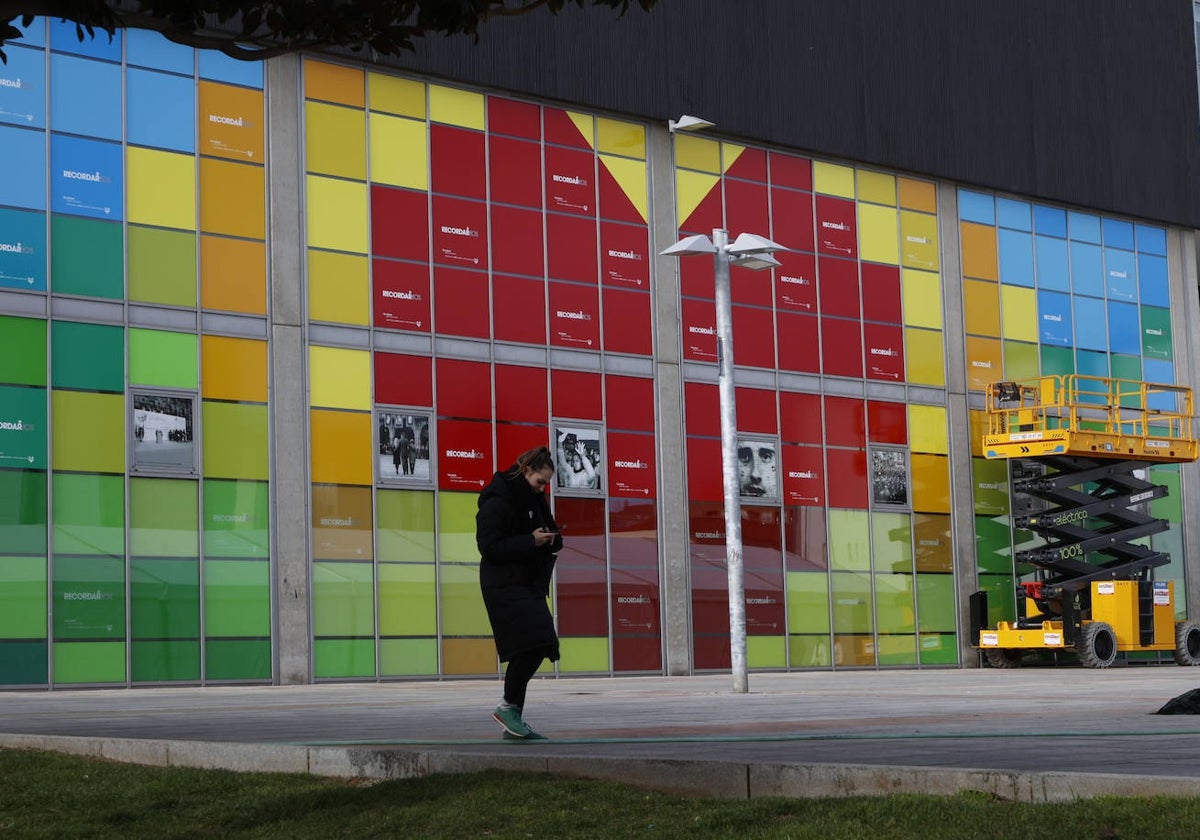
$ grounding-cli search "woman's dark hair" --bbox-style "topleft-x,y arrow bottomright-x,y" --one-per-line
508,446 -> 555,477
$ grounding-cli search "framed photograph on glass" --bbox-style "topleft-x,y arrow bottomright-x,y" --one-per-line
736,435 -> 778,502
376,408 -> 432,485
130,390 -> 197,475
554,423 -> 602,494
870,446 -> 909,508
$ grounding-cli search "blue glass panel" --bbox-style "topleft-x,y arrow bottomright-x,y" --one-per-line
12,16 -> 47,47
996,198 -> 1031,231
0,46 -> 47,128
49,134 -> 123,221
49,54 -> 121,140
1075,349 -> 1109,381
1103,248 -> 1136,302
1069,241 -> 1103,297
127,69 -> 196,153
1135,224 -> 1167,256
1072,297 -> 1106,351
1137,254 -> 1168,308
1106,301 -> 1139,355
1101,218 -> 1134,251
126,28 -> 194,75
1143,359 -> 1175,409
198,52 -> 263,88
1037,291 -> 1072,346
48,19 -> 121,61
958,189 -> 994,225
0,124 -> 46,210
1067,211 -> 1101,244
998,229 -> 1034,287
1034,235 -> 1069,291
0,207 -> 47,291
1032,205 -> 1067,238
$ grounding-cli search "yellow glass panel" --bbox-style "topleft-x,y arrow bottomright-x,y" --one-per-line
600,154 -> 647,223
560,637 -> 610,672
310,409 -> 372,485
310,345 -> 371,410
858,203 -> 899,265
378,563 -> 437,635
428,84 -> 484,130
304,60 -> 364,107
442,638 -> 497,676
368,72 -> 425,118
674,134 -> 719,173
201,335 -> 267,403
877,634 -> 918,664
675,169 -> 720,229
200,236 -> 266,315
961,221 -> 998,281
305,101 -> 366,180
202,402 -> 268,480
901,269 -> 942,329
898,177 -> 937,213
369,113 -> 428,190
596,118 -> 645,159
857,170 -> 896,205
746,635 -> 787,669
908,405 -> 949,454
127,147 -> 196,230
566,111 -> 594,147
52,391 -> 123,473
200,158 -> 265,239
198,81 -> 264,163
721,143 -> 747,174
309,249 -> 369,325
905,327 -> 945,387
911,454 -> 951,513
813,161 -> 855,198
1000,284 -> 1037,342
306,176 -> 368,253
965,336 -> 1003,391
900,211 -> 938,270
439,561 -> 491,634
963,279 -> 1000,336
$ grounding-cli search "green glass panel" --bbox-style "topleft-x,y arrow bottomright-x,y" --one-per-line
0,640 -> 48,685
975,515 -> 1013,574
53,473 -> 124,557
1109,354 -> 1141,406
0,556 -> 46,637
919,633 -> 959,665
129,329 -> 199,389
977,573 -> 1017,626
0,385 -> 47,469
1140,306 -> 1172,361
204,559 -> 269,636
788,634 -> 831,667
203,480 -> 270,558
439,561 -> 490,635
875,573 -> 915,633
746,634 -> 786,668
379,562 -> 437,635
831,571 -> 872,634
313,561 -> 375,637
53,641 -> 125,684
917,573 -> 956,632
205,639 -> 270,681
1039,344 -> 1074,377
132,640 -> 200,682
51,321 -> 124,392
437,492 -> 479,563
828,509 -> 870,571
1002,340 -> 1039,381
51,215 -> 123,299
972,457 -> 1009,516
202,402 -> 268,479
0,316 -> 47,386
0,469 -> 47,553
131,478 -> 198,557
1150,469 -> 1182,522
314,638 -> 375,678
128,225 -> 197,307
877,634 -> 917,665
131,558 -> 199,638
51,390 -> 124,473
377,489 -> 435,562
559,636 -> 609,672
52,555 -> 125,639
871,511 -> 911,574
379,638 -> 438,676
786,571 -> 830,634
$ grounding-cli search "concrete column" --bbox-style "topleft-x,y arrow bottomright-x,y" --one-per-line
1169,229 -> 1200,619
265,54 -> 312,684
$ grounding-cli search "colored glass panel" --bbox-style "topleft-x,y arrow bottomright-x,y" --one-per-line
904,327 -> 944,387
958,189 -> 994,225
374,352 -> 433,407
908,405 -> 948,455
1003,340 -> 1039,382
128,225 -> 197,306
899,211 -> 938,271
304,60 -> 364,107
911,454 -> 950,513
53,555 -> 124,640
0,470 -> 47,554
0,126 -> 45,211
1106,301 -> 1140,355
1069,241 -> 1103,297
368,73 -> 425,118
812,161 -> 854,197
872,512 -> 912,574
1035,235 -> 1069,291
125,28 -> 191,73
202,480 -> 270,558
52,472 -> 123,557
132,640 -> 199,682
202,402 -> 269,480
312,484 -> 373,560
198,52 -> 262,88
0,316 -> 46,386
379,561 -> 437,635
1109,354 -> 1141,388
1104,247 -> 1137,301
913,513 -> 952,572
996,197 -> 1031,231
428,84 -> 484,130
370,113 -> 428,189
815,196 -> 856,258
1137,254 -> 1169,308
51,391 -> 123,473
200,158 -> 265,238
963,280 -> 1000,336
379,638 -> 438,676
205,639 -> 270,681
1040,344 -> 1074,376
306,101 -> 366,180
858,203 -> 899,265
975,516 -> 1013,574
313,561 -> 374,636
131,557 -> 199,638
0,45 -> 46,128
127,68 -> 195,153
1000,285 -> 1037,342
0,207 -> 46,292
831,572 -> 873,637
307,176 -> 369,253
965,336 -> 1002,390
596,117 -> 645,158
876,574 -> 915,633
0,556 -> 46,638
0,385 -> 47,470
1068,211 -> 1101,243
998,229 -> 1034,286
198,81 -> 263,162
917,574 -> 956,632
370,256 -> 427,330
377,489 -> 435,563
130,478 -> 198,557
1141,306 -> 1172,360
50,215 -> 122,298
49,53 -> 121,139
1072,296 -> 1106,351
314,637 -> 375,678
310,346 -> 371,411
204,559 -> 270,636
129,329 -> 198,389
201,336 -> 268,403
53,642 -> 124,684
200,235 -> 267,315
126,146 -> 193,229
960,222 -> 997,281
310,409 -> 372,486
1037,290 -> 1072,345
675,134 -> 720,173
829,509 -> 870,571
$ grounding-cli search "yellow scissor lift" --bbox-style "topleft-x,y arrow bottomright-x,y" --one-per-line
970,375 -> 1200,668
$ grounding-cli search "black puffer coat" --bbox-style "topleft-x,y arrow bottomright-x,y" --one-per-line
477,470 -> 563,662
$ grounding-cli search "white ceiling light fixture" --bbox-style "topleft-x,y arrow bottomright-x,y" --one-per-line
668,114 -> 715,133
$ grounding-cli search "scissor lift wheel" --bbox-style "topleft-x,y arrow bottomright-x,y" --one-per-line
1077,621 -> 1118,668
1175,621 -> 1200,666
984,648 -> 1024,669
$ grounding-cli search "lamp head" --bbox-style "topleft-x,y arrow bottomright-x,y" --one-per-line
668,114 -> 715,133
660,234 -> 718,257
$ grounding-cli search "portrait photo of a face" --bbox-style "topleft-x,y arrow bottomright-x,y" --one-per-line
555,425 -> 602,492
737,437 -> 777,500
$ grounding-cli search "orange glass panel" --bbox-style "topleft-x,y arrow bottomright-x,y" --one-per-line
200,235 -> 266,315
963,279 -> 1000,336
913,513 -> 952,573
834,634 -> 876,666
911,454 -> 951,514
198,81 -> 264,162
311,409 -> 372,485
441,638 -> 497,675
960,222 -> 998,281
200,158 -> 265,239
898,177 -> 936,213
965,336 -> 1003,391
201,335 -> 267,403
312,484 -> 374,561
304,60 -> 365,107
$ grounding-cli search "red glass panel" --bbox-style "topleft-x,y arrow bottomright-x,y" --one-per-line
685,436 -> 722,502
600,221 -> 649,289
861,262 -> 902,324
824,396 -> 866,448
431,195 -> 487,268
679,184 -> 723,235
436,419 -> 494,491
607,431 -> 656,498
598,161 -> 644,224
490,204 -> 544,277
725,146 -> 767,182
684,381 -> 720,437
781,443 -> 825,507
826,448 -> 869,509
430,124 -> 485,200
612,568 -> 660,633
492,274 -> 547,345
776,311 -> 820,373
547,213 -> 598,283
433,266 -> 489,338
609,497 -> 659,568
820,317 -> 863,378
774,251 -> 817,312
770,186 -> 815,253
732,304 -> 775,369
545,146 -> 596,216
602,288 -> 652,356
372,258 -> 430,332
731,264 -> 772,307
613,635 -> 663,672
693,633 -> 731,669
548,280 -> 600,349
436,358 -> 491,420
769,151 -> 812,191
553,496 -> 608,636
741,504 -> 781,564
863,323 -> 906,383
817,255 -> 860,319
681,297 -> 716,362
496,424 -> 548,469
489,136 -> 543,209
371,186 -> 428,262
735,387 -> 777,435
374,351 -> 432,407
495,364 -> 548,425
779,391 -> 822,445
551,368 -> 602,420
724,179 -> 769,240
680,256 -> 715,300
816,195 -> 857,259
543,106 -> 591,148
783,506 -> 829,571
605,374 -> 654,432
487,95 -> 540,140
745,563 -> 785,636
867,400 -> 908,444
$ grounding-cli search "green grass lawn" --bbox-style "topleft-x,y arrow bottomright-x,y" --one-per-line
2,748 -> 1199,839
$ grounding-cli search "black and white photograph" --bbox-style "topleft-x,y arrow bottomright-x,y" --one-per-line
131,392 -> 196,473
871,447 -> 909,507
737,436 -> 778,501
377,410 -> 431,483
555,424 -> 602,493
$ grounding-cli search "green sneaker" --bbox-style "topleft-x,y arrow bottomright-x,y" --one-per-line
503,728 -> 548,742
492,705 -> 532,738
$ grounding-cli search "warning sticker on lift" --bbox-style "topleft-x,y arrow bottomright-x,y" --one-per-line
1097,582 -> 1115,595
980,633 -> 999,646
1044,633 -> 1062,646
1154,581 -> 1171,606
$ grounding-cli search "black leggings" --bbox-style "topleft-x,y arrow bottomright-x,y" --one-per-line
503,650 -> 545,709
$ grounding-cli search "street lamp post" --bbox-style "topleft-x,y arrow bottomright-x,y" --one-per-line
662,228 -> 785,694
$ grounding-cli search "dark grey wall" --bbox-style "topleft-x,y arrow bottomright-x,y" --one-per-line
370,0 -> 1200,227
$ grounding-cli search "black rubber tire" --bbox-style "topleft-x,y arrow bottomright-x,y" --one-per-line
1173,620 -> 1200,666
1077,621 -> 1117,668
984,648 -> 1023,669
